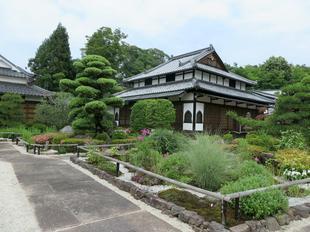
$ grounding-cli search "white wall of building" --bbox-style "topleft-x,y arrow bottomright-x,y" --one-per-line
183,103 -> 193,131
195,102 -> 204,131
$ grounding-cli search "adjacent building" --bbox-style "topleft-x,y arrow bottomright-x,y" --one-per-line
0,54 -> 53,120
117,45 -> 275,132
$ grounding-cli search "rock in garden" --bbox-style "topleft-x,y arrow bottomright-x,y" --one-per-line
230,223 -> 250,232
275,214 -> 290,225
208,221 -> 229,232
292,205 -> 310,218
265,217 -> 280,231
59,125 -> 73,133
170,205 -> 185,217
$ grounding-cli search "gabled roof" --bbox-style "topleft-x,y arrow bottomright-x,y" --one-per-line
0,54 -> 33,79
124,45 -> 256,85
0,81 -> 53,97
116,79 -> 274,105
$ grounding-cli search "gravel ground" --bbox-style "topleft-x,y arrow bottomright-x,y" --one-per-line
280,218 -> 310,232
0,161 -> 40,232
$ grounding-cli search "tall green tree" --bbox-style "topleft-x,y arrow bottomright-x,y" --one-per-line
270,76 -> 310,144
83,26 -> 169,78
257,56 -> 293,89
60,55 -> 123,135
28,23 -> 74,91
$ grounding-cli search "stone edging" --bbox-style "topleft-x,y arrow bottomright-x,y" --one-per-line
70,156 -> 310,232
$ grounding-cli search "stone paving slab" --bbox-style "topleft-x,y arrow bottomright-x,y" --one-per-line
0,144 -> 181,232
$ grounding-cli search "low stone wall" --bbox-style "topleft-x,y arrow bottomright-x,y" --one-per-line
70,156 -> 310,232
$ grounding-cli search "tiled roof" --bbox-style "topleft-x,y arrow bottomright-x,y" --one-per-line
0,68 -> 32,78
0,82 -> 53,97
116,79 -> 274,105
124,46 -> 256,85
0,54 -> 33,78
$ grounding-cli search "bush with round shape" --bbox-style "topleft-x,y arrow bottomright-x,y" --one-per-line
238,160 -> 273,179
111,130 -> 128,140
75,86 -> 99,98
94,132 -> 110,142
130,99 -> 175,130
223,133 -> 233,143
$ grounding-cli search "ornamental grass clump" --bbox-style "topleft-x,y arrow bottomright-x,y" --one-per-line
184,135 -> 238,191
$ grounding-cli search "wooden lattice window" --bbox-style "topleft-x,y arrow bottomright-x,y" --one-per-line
184,111 -> 192,123
196,111 -> 203,123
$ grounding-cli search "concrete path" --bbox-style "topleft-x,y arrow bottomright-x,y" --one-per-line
0,143 -> 189,232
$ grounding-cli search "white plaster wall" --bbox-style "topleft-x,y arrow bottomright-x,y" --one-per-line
181,92 -> 193,101
134,82 -> 139,88
210,74 -> 217,83
202,72 -> 210,82
0,76 -> 28,84
140,81 -> 145,87
152,78 -> 158,85
183,103 -> 193,131
235,81 -> 240,89
175,74 -> 183,81
184,72 -> 192,80
224,78 -> 229,87
195,70 -> 202,80
211,99 -> 224,105
241,82 -> 246,90
159,77 -> 166,84
217,76 -> 223,85
197,95 -> 211,102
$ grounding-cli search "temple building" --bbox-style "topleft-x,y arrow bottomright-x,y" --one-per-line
0,54 -> 52,120
115,45 -> 275,132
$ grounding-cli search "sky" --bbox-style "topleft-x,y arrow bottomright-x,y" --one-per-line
0,0 -> 309,70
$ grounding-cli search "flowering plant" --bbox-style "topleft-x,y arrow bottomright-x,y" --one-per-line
283,168 -> 310,180
140,128 -> 151,136
33,134 -> 51,144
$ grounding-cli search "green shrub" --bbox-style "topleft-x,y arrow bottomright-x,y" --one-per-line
221,175 -> 287,219
245,132 -> 278,151
130,99 -> 175,130
111,138 -> 138,144
238,161 -> 273,179
129,140 -> 162,172
223,133 -> 233,143
61,138 -> 89,145
35,92 -> 73,129
95,132 -> 110,142
279,130 -> 306,149
52,133 -> 71,144
185,135 -> 238,191
0,93 -> 24,127
111,130 -> 128,140
149,129 -> 187,154
87,150 -> 117,175
157,153 -> 193,183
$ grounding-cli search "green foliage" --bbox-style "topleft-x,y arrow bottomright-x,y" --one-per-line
286,186 -> 310,197
221,175 -> 287,219
60,138 -> 89,145
94,132 -> 110,142
226,111 -> 266,131
129,139 -> 162,172
238,161 -> 273,180
278,130 -> 306,149
35,92 -> 73,129
51,133 -> 71,144
270,76 -> 310,145
59,79 -> 79,93
0,93 -> 24,127
83,26 -> 169,78
111,138 -> 138,144
157,154 -> 193,183
223,133 -> 233,143
275,149 -> 310,172
111,130 -> 128,139
61,54 -> 123,135
245,132 -> 278,151
184,135 -> 238,191
149,129 -> 187,154
87,150 -> 117,175
130,99 -> 176,130
28,23 -> 74,91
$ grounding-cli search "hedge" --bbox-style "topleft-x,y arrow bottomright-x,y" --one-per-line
130,99 -> 175,130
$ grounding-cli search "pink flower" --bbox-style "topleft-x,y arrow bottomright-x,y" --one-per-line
140,128 -> 151,136
137,135 -> 145,141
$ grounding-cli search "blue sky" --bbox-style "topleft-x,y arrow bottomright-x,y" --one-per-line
0,0 -> 309,70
